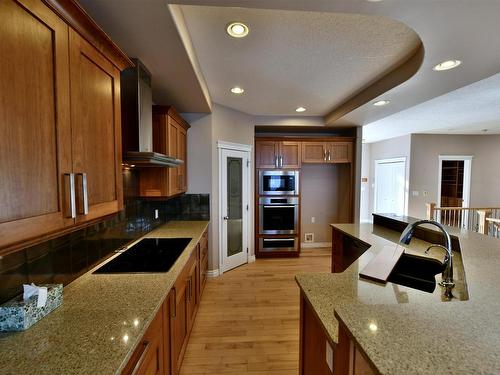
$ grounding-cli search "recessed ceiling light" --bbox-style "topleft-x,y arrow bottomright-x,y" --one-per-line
433,60 -> 461,71
226,22 -> 249,38
230,86 -> 245,94
295,107 -> 306,113
373,100 -> 390,107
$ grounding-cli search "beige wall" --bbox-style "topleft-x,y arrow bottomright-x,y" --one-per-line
409,134 -> 500,218
360,143 -> 371,222
184,104 -> 255,272
301,164 -> 351,243
361,134 -> 412,221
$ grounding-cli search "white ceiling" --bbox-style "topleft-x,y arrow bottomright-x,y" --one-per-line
78,0 -> 212,113
79,0 -> 500,139
363,73 -> 500,143
180,5 -> 420,116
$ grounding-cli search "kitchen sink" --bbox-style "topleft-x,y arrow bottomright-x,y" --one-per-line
387,253 -> 445,293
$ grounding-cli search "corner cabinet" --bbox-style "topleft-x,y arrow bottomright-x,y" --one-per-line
0,0 -> 132,252
255,140 -> 301,169
139,106 -> 190,197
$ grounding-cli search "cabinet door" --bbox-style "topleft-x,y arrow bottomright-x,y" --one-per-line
302,142 -> 327,164
163,296 -> 172,375
171,283 -> 188,375
168,118 -> 180,196
0,0 -> 73,249
69,29 -> 123,223
255,141 -> 278,169
177,127 -> 187,193
186,255 -> 198,331
280,141 -> 302,168
328,142 -> 352,163
122,306 -> 164,375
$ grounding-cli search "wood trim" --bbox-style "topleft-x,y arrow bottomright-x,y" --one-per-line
325,44 -> 424,125
256,136 -> 355,143
42,0 -> 133,70
153,105 -> 191,130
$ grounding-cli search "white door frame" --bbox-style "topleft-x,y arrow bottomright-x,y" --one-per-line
217,141 -> 252,274
373,157 -> 408,216
437,155 -> 473,208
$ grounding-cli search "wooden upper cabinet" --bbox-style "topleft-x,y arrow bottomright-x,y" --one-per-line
255,140 -> 301,169
69,29 -> 123,223
280,141 -> 302,169
328,142 -> 352,163
255,140 -> 279,169
301,141 -> 353,164
139,106 -> 189,198
0,0 -> 73,249
302,142 -> 327,163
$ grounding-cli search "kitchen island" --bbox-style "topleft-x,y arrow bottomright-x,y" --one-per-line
296,214 -> 500,375
0,221 -> 209,375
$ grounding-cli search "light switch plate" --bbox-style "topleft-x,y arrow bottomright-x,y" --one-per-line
412,191 -> 420,197
326,340 -> 334,372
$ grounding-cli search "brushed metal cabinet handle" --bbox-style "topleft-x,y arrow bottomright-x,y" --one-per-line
65,173 -> 76,219
171,287 -> 176,318
76,173 -> 88,215
279,155 -> 283,168
328,149 -> 332,162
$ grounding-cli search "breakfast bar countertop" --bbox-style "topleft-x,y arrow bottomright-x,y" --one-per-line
0,221 -> 209,375
295,216 -> 500,375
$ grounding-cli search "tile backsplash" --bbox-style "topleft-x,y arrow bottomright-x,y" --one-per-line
0,194 -> 209,305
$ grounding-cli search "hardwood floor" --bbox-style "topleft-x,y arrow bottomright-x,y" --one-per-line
180,248 -> 331,375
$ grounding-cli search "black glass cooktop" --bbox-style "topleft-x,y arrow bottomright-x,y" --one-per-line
93,238 -> 192,274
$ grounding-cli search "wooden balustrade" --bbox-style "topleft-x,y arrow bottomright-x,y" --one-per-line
426,203 -> 500,237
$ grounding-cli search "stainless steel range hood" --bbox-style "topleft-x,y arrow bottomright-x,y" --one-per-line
121,59 -> 182,167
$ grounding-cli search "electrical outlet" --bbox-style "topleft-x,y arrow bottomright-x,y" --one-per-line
311,216 -> 315,223
154,209 -> 159,219
305,233 -> 314,243
325,340 -> 333,372
423,190 -> 429,197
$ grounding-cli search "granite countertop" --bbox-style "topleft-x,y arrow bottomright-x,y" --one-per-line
296,218 -> 500,375
0,221 -> 209,375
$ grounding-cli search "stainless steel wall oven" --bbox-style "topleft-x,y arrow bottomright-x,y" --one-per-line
258,197 -> 299,235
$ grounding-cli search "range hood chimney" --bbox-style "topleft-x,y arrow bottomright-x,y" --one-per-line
121,58 -> 182,167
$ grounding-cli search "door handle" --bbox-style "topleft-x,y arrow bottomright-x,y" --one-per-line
64,173 -> 76,219
76,173 -> 88,215
223,216 -> 229,220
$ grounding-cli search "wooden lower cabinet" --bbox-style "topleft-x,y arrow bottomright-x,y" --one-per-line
300,291 -> 377,375
300,292 -> 334,375
124,229 -> 209,375
122,305 -> 164,375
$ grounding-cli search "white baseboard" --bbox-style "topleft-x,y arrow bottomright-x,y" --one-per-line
301,242 -> 332,249
248,255 -> 256,263
206,269 -> 220,278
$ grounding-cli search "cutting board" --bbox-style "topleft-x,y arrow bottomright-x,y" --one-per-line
359,245 -> 404,283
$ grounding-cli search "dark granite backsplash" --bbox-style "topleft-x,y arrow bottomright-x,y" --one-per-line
0,193 -> 209,305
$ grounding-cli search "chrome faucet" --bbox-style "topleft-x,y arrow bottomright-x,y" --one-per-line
399,220 -> 455,298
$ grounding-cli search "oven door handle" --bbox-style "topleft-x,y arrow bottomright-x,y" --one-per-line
263,205 -> 296,208
263,238 -> 294,242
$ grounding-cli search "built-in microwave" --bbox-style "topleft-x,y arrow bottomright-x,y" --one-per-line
258,170 -> 299,196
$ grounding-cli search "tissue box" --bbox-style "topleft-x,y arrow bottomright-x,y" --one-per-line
0,284 -> 63,332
